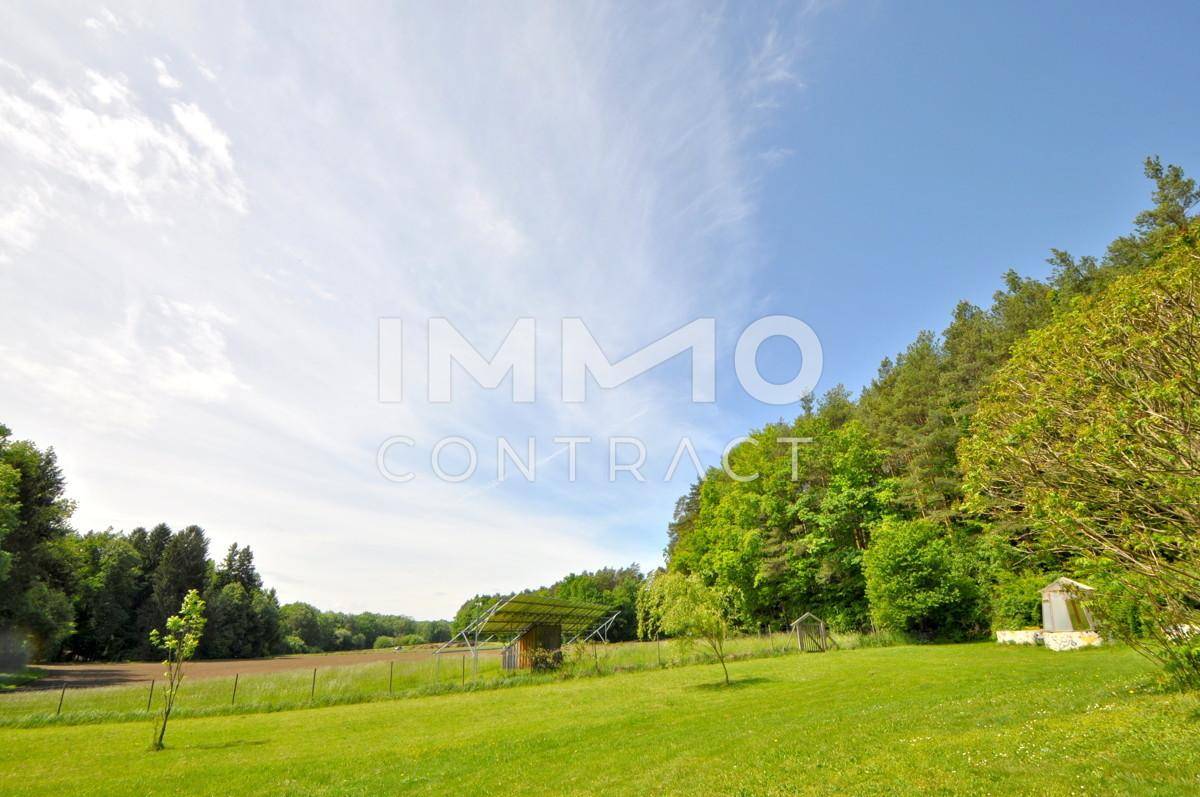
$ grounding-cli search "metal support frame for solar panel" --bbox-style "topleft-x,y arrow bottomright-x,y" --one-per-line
433,594 -> 616,673
563,609 -> 620,646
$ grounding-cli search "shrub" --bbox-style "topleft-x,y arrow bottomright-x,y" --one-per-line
990,571 -> 1051,630
830,629 -> 908,649
530,648 -> 563,671
281,634 -> 307,654
863,518 -> 982,638
372,636 -> 395,649
395,633 -> 424,647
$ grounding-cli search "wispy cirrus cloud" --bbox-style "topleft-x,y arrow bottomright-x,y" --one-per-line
0,295 -> 242,432
83,7 -> 126,36
0,57 -> 245,258
152,57 -> 181,90
0,2 -> 814,616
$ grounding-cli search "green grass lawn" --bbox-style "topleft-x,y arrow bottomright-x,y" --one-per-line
0,652 -> 508,726
0,633 -> 797,727
1,643 -> 1197,796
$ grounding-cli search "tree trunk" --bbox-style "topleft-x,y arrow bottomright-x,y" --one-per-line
707,636 -> 731,685
153,709 -> 167,750
152,660 -> 178,751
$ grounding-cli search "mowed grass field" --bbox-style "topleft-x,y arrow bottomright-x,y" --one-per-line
0,634 -> 795,727
2,643 -> 1198,796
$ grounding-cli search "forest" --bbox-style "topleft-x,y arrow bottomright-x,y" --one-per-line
0,472 -> 451,665
657,157 -> 1199,684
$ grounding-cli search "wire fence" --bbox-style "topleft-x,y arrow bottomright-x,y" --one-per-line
0,630 -> 883,728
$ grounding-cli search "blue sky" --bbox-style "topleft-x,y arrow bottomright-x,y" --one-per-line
754,2 -> 1200,398
1,2 -> 1197,617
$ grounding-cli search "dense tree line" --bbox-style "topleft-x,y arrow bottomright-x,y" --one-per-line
277,602 -> 450,653
658,157 -> 1200,683
0,431 -> 448,664
0,476 -> 282,664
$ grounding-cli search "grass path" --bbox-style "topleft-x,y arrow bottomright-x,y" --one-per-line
2,643 -> 1197,796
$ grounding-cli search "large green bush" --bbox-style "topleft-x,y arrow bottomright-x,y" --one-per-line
989,571 -> 1050,630
863,519 -> 982,638
281,634 -> 307,654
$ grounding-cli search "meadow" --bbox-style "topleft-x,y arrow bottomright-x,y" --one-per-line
0,633 -> 802,728
2,642 -> 1197,796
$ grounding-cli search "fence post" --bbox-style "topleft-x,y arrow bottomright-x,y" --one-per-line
231,673 -> 239,705
146,679 -> 155,712
310,668 -> 317,702
389,661 -> 394,695
56,683 -> 67,716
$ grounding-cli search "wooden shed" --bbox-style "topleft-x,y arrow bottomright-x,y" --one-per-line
791,612 -> 830,652
435,593 -> 618,674
503,623 -> 563,669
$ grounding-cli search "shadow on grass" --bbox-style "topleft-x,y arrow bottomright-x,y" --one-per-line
0,668 -> 48,691
183,739 -> 270,751
688,676 -> 773,692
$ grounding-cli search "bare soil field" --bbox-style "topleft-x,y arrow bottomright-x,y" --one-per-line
19,647 -> 469,690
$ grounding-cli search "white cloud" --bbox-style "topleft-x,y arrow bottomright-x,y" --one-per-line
0,295 -> 242,432
0,3 -> 814,617
0,183 -> 48,262
0,63 -> 246,261
193,58 -> 217,82
140,297 -> 242,402
83,8 -> 125,35
170,102 -> 232,171
743,23 -> 806,114
153,57 -> 182,90
86,70 -> 131,105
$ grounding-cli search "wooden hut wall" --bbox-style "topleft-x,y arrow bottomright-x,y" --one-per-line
510,624 -> 564,669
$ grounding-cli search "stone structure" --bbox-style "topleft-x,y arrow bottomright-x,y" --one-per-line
995,578 -> 1103,652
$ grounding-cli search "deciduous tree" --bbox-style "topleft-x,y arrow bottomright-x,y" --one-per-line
641,572 -> 733,685
963,233 -> 1200,683
150,590 -> 206,750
